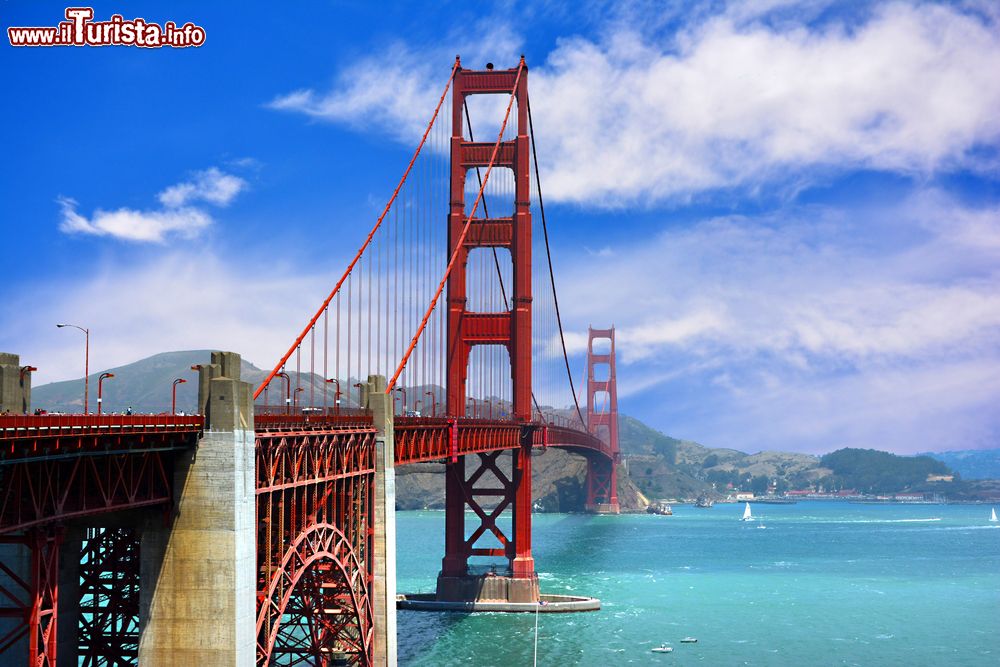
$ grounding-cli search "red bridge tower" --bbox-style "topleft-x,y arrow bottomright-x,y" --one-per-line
438,58 -> 539,603
585,326 -> 621,513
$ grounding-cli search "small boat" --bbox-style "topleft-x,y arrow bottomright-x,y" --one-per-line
680,637 -> 698,643
647,502 -> 673,516
695,495 -> 714,508
756,523 -> 767,529
991,507 -> 998,522
741,502 -> 753,521
651,644 -> 673,653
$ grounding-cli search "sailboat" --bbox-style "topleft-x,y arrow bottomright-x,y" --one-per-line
991,507 -> 998,523
741,502 -> 753,521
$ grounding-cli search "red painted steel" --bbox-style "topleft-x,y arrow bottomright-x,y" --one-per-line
0,528 -> 61,667
585,327 -> 621,512
255,427 -> 376,666
440,61 -> 536,582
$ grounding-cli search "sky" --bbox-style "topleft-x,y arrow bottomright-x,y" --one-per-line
1,0 -> 998,455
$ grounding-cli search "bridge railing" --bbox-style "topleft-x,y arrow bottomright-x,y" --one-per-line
0,414 -> 205,439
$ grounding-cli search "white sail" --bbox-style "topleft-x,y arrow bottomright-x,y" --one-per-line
742,503 -> 752,521
991,507 -> 998,522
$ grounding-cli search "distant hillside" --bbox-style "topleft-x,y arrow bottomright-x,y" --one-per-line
31,350 -> 985,506
30,350 -> 370,414
820,448 -> 952,494
923,448 -> 1000,480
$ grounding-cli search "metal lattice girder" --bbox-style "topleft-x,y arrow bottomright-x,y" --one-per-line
0,451 -> 174,534
256,428 -> 376,667
78,527 -> 140,667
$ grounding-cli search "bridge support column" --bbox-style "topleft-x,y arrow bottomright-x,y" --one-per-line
0,352 -> 31,414
436,430 -> 538,605
137,351 -> 255,667
366,375 -> 397,667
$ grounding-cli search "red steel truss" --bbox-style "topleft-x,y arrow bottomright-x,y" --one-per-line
585,327 -> 621,513
0,527 -> 60,667
255,427 -> 376,666
441,61 -> 539,583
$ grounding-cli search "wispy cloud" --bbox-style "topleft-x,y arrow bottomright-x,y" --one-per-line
554,190 -> 1000,452
58,167 -> 248,243
0,251 -> 327,385
269,2 -> 1000,205
157,167 -> 247,208
268,21 -> 523,142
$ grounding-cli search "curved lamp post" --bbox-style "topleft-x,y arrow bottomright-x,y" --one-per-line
56,323 -> 89,414
277,372 -> 291,415
327,378 -> 341,415
394,387 -> 406,415
172,378 -> 187,415
424,391 -> 436,417
97,372 -> 114,415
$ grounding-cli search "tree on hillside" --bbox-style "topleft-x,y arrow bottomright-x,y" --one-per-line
820,448 -> 952,494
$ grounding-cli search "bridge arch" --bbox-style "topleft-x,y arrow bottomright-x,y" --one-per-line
257,521 -> 373,666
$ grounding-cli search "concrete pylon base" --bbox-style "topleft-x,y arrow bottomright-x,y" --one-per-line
435,573 -> 539,604
399,592 -> 600,613
586,502 -> 621,514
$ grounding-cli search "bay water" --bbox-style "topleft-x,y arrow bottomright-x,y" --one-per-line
397,502 -> 999,665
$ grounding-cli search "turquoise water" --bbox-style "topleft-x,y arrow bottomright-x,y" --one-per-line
396,502 -> 1000,666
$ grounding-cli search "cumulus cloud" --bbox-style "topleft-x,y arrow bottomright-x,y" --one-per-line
269,2 -> 1000,205
59,167 -> 248,243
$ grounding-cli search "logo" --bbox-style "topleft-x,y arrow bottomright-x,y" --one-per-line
8,7 -> 206,48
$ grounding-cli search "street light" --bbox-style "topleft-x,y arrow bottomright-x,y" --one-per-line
353,382 -> 364,409
415,399 -> 422,417
327,379 -> 341,415
424,391 -> 436,417
293,387 -> 305,409
467,397 -> 478,418
56,323 -> 89,414
277,372 -> 291,415
394,387 -> 406,415
172,378 -> 187,415
97,372 -> 114,415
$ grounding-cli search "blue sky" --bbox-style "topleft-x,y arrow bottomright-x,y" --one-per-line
2,1 -> 998,454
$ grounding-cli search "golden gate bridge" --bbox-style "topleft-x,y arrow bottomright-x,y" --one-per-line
0,57 -> 622,666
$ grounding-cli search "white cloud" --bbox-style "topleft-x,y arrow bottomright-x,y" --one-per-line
270,2 -> 1000,205
0,252 -> 329,386
553,190 -> 1000,452
157,167 -> 247,208
268,21 -> 523,143
58,197 -> 212,242
59,167 -> 248,243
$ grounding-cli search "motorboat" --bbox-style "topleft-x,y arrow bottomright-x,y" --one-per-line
651,644 -> 673,653
680,637 -> 698,643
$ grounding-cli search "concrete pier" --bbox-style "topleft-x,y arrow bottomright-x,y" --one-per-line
137,351 -> 256,666
0,352 -> 31,414
366,375 -> 398,667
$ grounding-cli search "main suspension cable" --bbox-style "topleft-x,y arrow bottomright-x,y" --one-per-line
527,94 -> 587,429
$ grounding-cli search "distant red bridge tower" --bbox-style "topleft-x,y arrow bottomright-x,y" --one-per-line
585,326 -> 621,513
